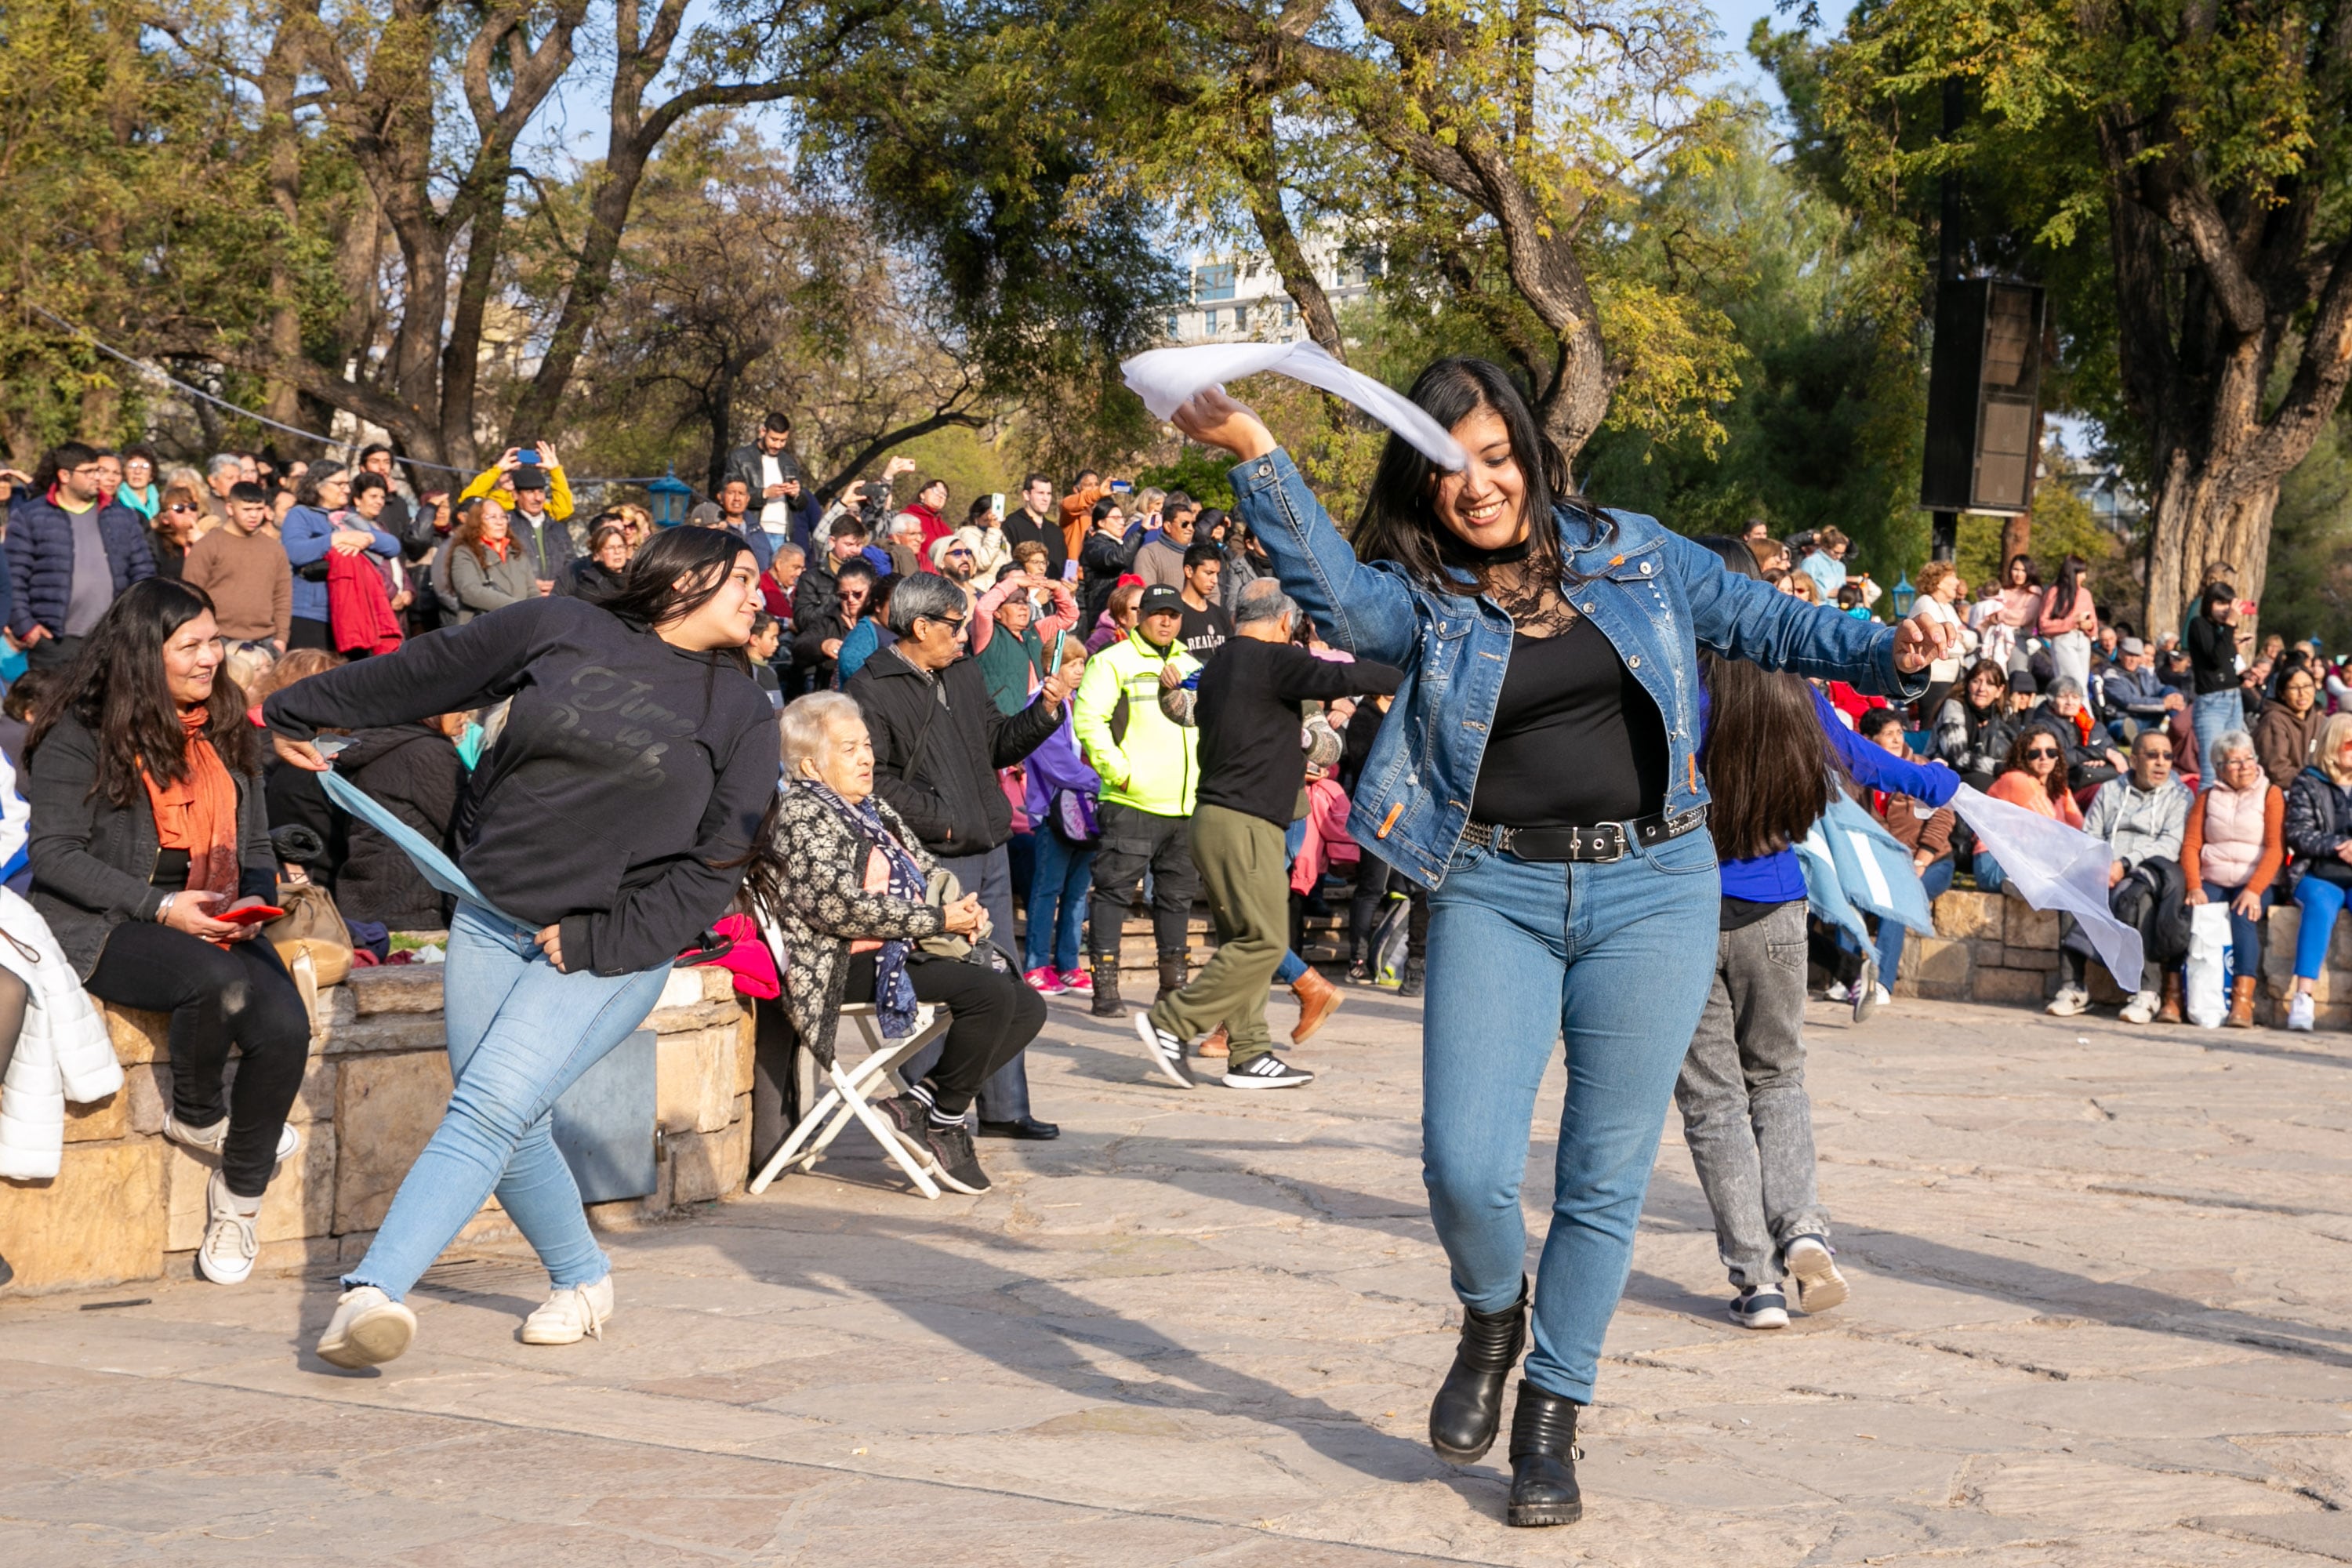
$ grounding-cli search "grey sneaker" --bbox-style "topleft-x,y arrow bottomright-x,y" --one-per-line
1784,1235 -> 1849,1313
1730,1287 -> 1790,1330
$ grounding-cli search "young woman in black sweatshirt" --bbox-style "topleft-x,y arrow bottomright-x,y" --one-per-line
263,528 -> 779,1369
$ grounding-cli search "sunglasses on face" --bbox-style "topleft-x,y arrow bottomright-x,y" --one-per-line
924,614 -> 968,634
2024,747 -> 2060,760
167,503 -> 200,514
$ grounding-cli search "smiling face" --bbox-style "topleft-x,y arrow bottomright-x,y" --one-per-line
660,552 -> 762,651
163,610 -> 224,708
1428,405 -> 1529,551
1968,667 -> 2006,707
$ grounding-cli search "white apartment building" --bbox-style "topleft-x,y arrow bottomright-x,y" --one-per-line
1167,234 -> 1384,343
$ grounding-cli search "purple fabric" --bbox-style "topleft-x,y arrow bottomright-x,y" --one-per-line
1022,713 -> 1102,819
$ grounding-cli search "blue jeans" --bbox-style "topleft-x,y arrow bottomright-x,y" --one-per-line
1874,856 -> 1956,981
346,906 -> 673,1301
1421,828 -> 1720,1403
1973,851 -> 2005,892
2192,689 -> 2244,775
2295,872 -> 2352,979
1024,829 -> 1094,974
2202,881 -> 2270,977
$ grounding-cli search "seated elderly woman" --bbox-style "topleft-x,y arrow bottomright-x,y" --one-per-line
2183,729 -> 2284,1029
751,691 -> 1047,1194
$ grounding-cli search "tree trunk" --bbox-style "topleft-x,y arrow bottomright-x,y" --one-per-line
2143,452 -> 2280,643
1233,100 -> 1346,361
258,27 -> 305,434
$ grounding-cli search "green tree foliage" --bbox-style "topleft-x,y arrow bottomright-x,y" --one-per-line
1573,118 -> 1924,572
1803,0 -> 2352,641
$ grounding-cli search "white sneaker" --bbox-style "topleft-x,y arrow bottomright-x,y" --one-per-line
2046,986 -> 2089,1018
194,1169 -> 259,1285
2288,993 -> 2316,1032
1784,1235 -> 1849,1314
521,1275 -> 614,1345
1824,980 -> 1849,1003
314,1285 -> 416,1369
165,1114 -> 300,1167
1852,960 -> 1880,1022
2120,989 -> 2159,1025
1730,1287 -> 1790,1330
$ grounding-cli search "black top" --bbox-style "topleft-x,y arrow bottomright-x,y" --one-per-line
840,646 -> 1062,855
2186,614 -> 2240,695
263,595 -> 779,976
1178,601 -> 1232,660
1003,510 -> 1069,579
1469,621 -> 1668,827
1195,637 -> 1402,827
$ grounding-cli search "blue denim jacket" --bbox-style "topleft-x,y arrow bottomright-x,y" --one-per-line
1229,448 -> 1924,886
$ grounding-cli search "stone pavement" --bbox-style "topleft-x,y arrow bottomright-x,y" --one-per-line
3,986 -> 2350,1566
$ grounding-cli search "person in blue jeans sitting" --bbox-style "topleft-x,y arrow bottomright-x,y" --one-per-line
264,528 -> 779,1370
1171,361 -> 1951,1530
2281,711 -> 2352,1031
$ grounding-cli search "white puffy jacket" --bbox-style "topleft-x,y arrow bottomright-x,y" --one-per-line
0,753 -> 122,1180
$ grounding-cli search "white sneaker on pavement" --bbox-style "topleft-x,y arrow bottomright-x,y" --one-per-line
1730,1287 -> 1790,1330
1784,1235 -> 1849,1314
2046,986 -> 2089,1018
2288,993 -> 2316,1032
314,1286 -> 417,1369
194,1169 -> 259,1285
2120,989 -> 2159,1025
521,1275 -> 614,1345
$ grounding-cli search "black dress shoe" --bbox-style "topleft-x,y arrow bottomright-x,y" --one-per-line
1505,1380 -> 1584,1527
1429,1276 -> 1526,1463
977,1116 -> 1060,1140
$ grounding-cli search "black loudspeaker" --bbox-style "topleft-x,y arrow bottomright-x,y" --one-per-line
1921,279 -> 2046,516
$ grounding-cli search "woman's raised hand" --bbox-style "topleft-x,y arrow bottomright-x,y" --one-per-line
1172,388 -> 1279,463
1891,608 -> 1955,674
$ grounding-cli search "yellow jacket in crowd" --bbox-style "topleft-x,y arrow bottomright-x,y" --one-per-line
459,459 -> 575,522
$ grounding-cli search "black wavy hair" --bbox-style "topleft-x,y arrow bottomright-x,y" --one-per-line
1352,357 -> 1608,598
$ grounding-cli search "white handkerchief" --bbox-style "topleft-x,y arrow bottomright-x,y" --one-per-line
1122,341 -> 1468,471
1948,783 -> 2146,987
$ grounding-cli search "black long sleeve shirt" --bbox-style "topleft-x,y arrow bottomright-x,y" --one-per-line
1195,637 -> 1403,827
263,596 -> 779,976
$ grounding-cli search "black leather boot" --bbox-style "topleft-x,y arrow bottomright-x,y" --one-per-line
1156,947 -> 1187,1004
1397,952 -> 1426,999
1505,1381 -> 1584,1527
1089,954 -> 1122,1018
1429,1278 -> 1526,1462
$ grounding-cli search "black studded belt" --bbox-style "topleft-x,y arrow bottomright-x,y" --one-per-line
1460,806 -> 1708,864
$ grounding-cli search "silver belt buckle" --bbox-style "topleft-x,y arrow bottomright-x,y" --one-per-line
1592,823 -> 1627,863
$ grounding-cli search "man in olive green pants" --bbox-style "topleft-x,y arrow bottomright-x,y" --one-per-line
1131,580 -> 1401,1091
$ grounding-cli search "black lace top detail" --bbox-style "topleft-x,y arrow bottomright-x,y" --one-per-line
1444,535 -> 1578,638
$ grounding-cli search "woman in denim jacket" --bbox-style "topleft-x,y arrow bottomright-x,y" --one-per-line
1173,361 -> 1948,1529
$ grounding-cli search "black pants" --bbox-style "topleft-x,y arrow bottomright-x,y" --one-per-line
842,951 -> 1044,1116
749,995 -> 800,1175
85,923 -> 310,1197
288,616 -> 334,652
1088,801 -> 1197,958
1348,859 -> 1430,964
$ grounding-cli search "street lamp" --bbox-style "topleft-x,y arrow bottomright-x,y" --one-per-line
647,466 -> 693,528
1891,571 -> 1917,619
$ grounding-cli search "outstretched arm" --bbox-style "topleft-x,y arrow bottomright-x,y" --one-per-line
1176,389 -> 1419,666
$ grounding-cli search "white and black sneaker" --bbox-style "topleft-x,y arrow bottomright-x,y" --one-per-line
1132,1013 -> 1196,1089
1784,1235 -> 1849,1314
1729,1287 -> 1790,1330
1221,1052 -> 1314,1090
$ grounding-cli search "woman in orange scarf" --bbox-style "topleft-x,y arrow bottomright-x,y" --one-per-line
24,579 -> 307,1287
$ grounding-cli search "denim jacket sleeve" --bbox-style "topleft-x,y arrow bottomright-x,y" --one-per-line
1227,448 -> 1420,665
1663,530 -> 1925,700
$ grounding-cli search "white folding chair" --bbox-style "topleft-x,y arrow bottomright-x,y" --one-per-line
748,1000 -> 952,1199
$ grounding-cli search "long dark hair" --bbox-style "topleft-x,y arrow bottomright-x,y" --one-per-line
1352,357 -> 1601,597
597,526 -> 757,675
1687,534 -> 1839,858
2001,724 -> 2068,802
2051,554 -> 2087,609
26,579 -> 259,806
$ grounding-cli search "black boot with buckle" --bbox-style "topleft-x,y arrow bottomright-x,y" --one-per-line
1429,1277 -> 1526,1463
1088,953 -> 1122,1018
1156,947 -> 1188,1004
1504,1380 -> 1584,1527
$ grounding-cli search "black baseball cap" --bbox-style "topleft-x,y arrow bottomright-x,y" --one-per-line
1138,585 -> 1185,617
